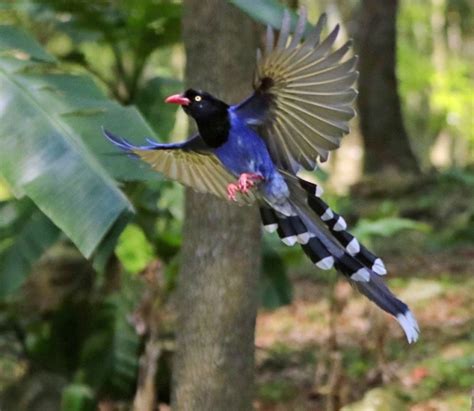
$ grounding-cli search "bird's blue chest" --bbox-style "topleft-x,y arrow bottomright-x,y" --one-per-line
213,113 -> 274,178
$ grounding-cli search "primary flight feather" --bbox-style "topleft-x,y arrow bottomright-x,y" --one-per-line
104,9 -> 419,343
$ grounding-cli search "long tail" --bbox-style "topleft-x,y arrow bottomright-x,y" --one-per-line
260,174 -> 419,343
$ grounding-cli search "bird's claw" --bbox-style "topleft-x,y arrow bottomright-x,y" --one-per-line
238,173 -> 263,193
227,183 -> 239,201
226,173 -> 264,202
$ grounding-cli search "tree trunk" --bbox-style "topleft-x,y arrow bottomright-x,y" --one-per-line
357,0 -> 420,175
171,2 -> 261,410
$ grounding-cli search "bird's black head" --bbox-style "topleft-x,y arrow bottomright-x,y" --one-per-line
165,89 -> 229,124
165,89 -> 230,147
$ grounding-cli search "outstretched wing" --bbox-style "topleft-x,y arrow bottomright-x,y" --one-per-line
235,8 -> 358,173
103,129 -> 256,205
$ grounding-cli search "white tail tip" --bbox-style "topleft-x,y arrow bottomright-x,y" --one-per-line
282,235 -> 298,246
297,232 -> 311,244
333,216 -> 347,231
264,223 -> 278,233
316,256 -> 335,270
320,208 -> 334,221
346,237 -> 360,256
372,258 -> 387,275
350,268 -> 370,282
315,185 -> 324,197
396,310 -> 420,344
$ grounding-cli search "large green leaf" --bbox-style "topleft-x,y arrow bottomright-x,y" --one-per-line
0,26 -> 160,259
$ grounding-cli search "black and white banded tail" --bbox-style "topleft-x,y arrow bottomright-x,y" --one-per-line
260,175 -> 419,343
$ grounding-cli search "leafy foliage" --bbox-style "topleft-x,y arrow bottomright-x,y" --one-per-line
397,0 -> 474,167
0,25 -> 160,261
6,0 -> 183,104
116,224 -> 155,273
0,199 -> 60,297
353,217 -> 431,245
78,293 -> 141,397
61,383 -> 95,411
1,1 -> 473,410
0,2 -> 184,408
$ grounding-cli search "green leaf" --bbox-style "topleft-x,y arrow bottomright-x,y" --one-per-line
79,294 -> 140,396
116,223 -> 154,273
5,71 -> 157,181
353,217 -> 431,241
0,199 -> 60,297
0,26 -> 161,260
0,66 -> 130,258
0,25 -> 56,63
61,383 -> 95,411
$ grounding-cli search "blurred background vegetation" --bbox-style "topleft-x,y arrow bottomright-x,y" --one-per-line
0,0 -> 472,410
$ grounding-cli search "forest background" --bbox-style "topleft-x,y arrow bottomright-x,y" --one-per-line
0,0 -> 473,410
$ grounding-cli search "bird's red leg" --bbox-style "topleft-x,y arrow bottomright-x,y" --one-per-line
238,172 -> 264,193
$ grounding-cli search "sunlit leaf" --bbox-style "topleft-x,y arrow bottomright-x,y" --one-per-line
116,224 -> 154,273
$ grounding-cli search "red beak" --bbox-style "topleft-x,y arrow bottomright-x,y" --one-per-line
165,94 -> 191,106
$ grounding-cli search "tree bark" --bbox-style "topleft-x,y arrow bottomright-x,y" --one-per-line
357,0 -> 420,175
171,2 -> 261,410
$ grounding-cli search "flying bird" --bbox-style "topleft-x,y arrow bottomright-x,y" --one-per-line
104,9 -> 419,343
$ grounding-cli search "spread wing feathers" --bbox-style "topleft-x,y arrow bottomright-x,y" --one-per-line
103,129 -> 256,205
237,8 -> 358,173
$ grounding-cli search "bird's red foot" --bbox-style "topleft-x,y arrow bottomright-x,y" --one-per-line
227,183 -> 240,201
227,173 -> 264,201
238,173 -> 264,194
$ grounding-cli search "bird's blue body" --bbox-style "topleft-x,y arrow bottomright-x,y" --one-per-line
214,110 -> 272,178
213,109 -> 290,206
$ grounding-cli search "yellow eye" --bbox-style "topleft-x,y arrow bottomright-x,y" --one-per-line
194,96 -> 202,102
